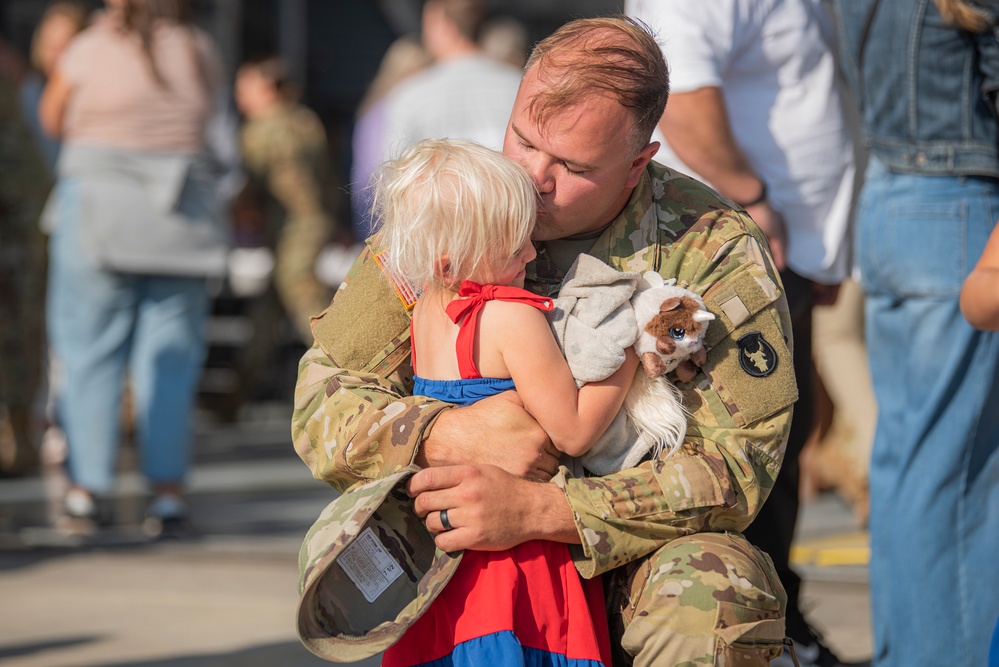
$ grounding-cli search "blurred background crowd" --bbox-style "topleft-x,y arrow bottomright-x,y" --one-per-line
0,0 -> 874,544
1,1 -> 998,666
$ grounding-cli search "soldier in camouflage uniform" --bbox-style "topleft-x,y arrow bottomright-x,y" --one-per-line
0,69 -> 50,476
293,16 -> 797,665
235,55 -> 336,342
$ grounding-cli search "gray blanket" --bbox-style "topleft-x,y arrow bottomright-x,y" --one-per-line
548,254 -> 640,386
547,254 -> 650,475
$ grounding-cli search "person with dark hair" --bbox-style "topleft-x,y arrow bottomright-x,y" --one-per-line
295,15 -> 795,665
378,0 -> 521,160
234,54 -> 336,342
17,0 -> 90,173
831,1 -> 999,665
39,0 -> 227,537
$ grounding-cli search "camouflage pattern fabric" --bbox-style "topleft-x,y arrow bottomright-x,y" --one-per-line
297,464 -> 462,662
605,531 -> 786,666
293,162 -> 796,663
0,74 -> 49,474
241,103 -> 336,341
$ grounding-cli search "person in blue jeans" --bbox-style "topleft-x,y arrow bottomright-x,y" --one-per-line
39,0 -> 227,536
830,1 -> 999,665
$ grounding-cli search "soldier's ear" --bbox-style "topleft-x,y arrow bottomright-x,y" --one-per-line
625,141 -> 660,189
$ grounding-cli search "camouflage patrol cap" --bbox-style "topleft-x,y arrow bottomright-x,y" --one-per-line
297,464 -> 462,662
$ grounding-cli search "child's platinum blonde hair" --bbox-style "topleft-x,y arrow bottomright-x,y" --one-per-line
372,139 -> 538,290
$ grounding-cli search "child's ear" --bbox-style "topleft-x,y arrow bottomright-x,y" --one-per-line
434,256 -> 453,281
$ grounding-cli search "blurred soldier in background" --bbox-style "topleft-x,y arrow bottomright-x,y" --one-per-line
235,54 -> 337,341
228,55 -> 338,418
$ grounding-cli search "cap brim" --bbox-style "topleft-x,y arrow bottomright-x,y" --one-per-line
296,465 -> 463,662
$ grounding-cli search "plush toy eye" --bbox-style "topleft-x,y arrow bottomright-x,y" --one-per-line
669,327 -> 686,341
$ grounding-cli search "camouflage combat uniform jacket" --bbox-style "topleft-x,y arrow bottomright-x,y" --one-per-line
293,161 -> 796,579
241,103 -> 335,338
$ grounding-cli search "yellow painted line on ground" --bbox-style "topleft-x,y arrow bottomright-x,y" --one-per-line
790,531 -> 870,567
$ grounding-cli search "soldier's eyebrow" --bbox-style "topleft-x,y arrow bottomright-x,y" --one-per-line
511,124 -> 597,172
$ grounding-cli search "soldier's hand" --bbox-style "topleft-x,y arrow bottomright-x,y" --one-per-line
417,391 -> 559,481
745,200 -> 787,272
408,464 -> 578,552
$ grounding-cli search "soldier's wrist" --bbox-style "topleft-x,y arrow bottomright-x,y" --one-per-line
733,180 -> 767,208
414,404 -> 457,467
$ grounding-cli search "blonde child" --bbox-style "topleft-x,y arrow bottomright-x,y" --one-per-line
373,139 -> 637,667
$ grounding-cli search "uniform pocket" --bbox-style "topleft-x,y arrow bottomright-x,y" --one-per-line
714,600 -> 785,665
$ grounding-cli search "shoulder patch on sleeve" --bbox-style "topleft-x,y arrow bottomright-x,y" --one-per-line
311,245 -> 413,373
737,332 -> 778,377
700,261 -> 797,427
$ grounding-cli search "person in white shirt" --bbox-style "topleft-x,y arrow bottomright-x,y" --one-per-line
626,2 -> 861,665
379,0 -> 522,159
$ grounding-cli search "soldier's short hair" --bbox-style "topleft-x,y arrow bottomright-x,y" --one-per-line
525,15 -> 669,153
425,0 -> 487,42
373,139 -> 537,291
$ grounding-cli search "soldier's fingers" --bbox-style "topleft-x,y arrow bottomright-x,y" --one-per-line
406,465 -> 473,497
434,526 -> 475,553
411,487 -> 465,518
426,507 -> 458,534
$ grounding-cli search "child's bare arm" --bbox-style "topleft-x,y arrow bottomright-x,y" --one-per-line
961,222 -> 999,331
486,301 -> 639,457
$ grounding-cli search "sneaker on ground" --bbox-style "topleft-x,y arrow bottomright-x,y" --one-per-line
142,494 -> 191,539
64,487 -> 96,518
58,487 -> 113,536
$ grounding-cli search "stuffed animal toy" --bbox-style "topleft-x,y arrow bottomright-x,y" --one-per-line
548,256 -> 715,474
620,272 -> 715,464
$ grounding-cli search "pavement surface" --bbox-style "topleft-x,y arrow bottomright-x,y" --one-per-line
0,403 -> 872,666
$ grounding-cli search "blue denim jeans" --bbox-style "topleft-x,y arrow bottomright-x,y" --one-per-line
856,158 -> 999,667
47,180 -> 210,494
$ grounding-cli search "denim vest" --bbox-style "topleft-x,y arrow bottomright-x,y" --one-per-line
831,0 -> 999,178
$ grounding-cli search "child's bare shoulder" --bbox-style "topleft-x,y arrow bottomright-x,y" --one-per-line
479,298 -> 550,332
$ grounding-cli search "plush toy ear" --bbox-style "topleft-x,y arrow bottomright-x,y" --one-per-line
659,298 -> 681,313
641,271 -> 666,290
693,310 -> 716,323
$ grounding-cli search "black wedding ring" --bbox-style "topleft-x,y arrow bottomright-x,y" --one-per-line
439,508 -> 453,531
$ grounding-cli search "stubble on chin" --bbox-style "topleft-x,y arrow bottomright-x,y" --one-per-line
532,212 -> 558,242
